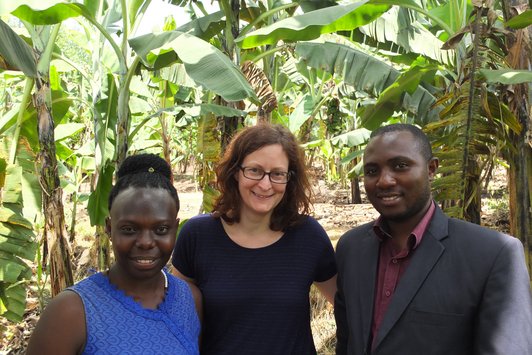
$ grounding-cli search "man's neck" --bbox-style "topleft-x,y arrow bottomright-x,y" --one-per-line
383,201 -> 434,250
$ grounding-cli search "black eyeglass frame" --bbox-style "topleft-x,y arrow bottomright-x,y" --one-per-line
239,166 -> 292,184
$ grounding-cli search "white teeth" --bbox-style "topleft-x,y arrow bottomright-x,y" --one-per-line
253,192 -> 270,198
136,259 -> 155,264
381,196 -> 399,201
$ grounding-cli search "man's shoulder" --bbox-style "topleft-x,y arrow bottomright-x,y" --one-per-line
439,215 -> 521,255
337,221 -> 375,245
430,206 -> 511,240
446,216 -> 510,240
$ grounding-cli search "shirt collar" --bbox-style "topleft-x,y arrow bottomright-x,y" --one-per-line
373,201 -> 436,250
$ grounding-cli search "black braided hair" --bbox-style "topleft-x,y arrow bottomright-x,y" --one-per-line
108,154 -> 179,211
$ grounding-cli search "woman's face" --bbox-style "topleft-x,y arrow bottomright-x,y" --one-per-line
236,144 -> 289,220
106,187 -> 178,281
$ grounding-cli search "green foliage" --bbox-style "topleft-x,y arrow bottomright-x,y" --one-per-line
87,161 -> 114,226
425,1 -> 524,222
479,69 -> 532,85
11,3 -> 88,25
237,1 -> 390,48
175,11 -> 225,41
295,41 -> 440,126
130,31 -> 259,103
505,10 -> 532,29
360,57 -> 438,129
0,146 -> 38,322
289,94 -> 315,133
331,129 -> 371,148
0,0 -> 530,328
358,6 -> 454,65
0,19 -> 37,77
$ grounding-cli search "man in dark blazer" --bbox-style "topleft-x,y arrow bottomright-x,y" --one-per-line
335,123 -> 532,355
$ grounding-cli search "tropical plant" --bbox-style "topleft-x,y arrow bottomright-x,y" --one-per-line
0,6 -> 75,297
0,143 -> 38,322
500,0 -> 531,271
0,0 -> 531,332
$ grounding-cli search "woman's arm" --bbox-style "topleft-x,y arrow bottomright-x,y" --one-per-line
314,274 -> 337,304
27,290 -> 86,355
171,266 -> 203,322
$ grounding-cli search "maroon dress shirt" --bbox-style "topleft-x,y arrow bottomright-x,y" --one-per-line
370,202 -> 436,350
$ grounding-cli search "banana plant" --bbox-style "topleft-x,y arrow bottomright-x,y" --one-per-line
1,0 -> 164,285
0,6 -> 75,296
500,0 -> 532,273
129,15 -> 260,210
236,0 -> 390,48
0,26 -> 86,314
357,5 -> 455,65
0,141 -> 38,322
425,0 -> 523,225
16,0 -> 181,270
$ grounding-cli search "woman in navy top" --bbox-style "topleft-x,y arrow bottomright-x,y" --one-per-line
173,123 -> 337,354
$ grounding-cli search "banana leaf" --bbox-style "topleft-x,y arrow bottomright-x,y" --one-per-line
236,1 -> 390,48
359,6 -> 454,65
505,10 -> 532,30
296,41 -> 440,126
129,32 -> 258,103
0,19 -> 37,77
479,69 -> 532,85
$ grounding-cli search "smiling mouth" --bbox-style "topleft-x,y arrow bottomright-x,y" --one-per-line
252,191 -> 273,199
131,257 -> 158,266
380,195 -> 400,201
375,193 -> 402,203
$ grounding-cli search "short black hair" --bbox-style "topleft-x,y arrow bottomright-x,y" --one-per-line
108,153 -> 179,211
370,124 -> 433,161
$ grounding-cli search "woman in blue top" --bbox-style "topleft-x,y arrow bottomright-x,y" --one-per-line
28,154 -> 200,355
172,123 -> 337,354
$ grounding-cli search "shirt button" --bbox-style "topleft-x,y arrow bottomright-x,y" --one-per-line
385,291 -> 391,297
392,259 -> 398,264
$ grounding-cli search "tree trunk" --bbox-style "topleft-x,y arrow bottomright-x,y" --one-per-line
221,114 -> 242,153
116,81 -> 130,166
464,157 -> 481,225
350,177 -> 362,204
503,0 -> 531,277
34,79 -> 74,296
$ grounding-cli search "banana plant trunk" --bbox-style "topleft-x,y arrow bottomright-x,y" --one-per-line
508,134 -> 531,274
503,0 -> 531,277
116,81 -> 130,166
351,177 -> 362,204
34,78 -> 74,296
217,0 -> 244,154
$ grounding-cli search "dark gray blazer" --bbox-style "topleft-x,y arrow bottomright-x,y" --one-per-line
335,205 -> 532,355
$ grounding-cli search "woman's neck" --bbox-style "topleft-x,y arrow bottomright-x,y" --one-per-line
221,215 -> 283,249
107,266 -> 167,309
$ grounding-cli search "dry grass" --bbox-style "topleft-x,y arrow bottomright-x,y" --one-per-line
311,286 -> 336,354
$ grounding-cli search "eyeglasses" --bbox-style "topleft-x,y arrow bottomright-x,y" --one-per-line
240,166 -> 291,184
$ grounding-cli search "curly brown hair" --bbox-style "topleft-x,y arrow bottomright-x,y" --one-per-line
213,123 -> 312,231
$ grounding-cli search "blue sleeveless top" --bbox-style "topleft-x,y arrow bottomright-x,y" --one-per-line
69,271 -> 199,354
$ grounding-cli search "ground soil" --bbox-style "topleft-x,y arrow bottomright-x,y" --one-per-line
0,168 -> 510,354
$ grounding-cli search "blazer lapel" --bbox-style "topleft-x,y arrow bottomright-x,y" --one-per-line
358,227 -> 380,351
373,206 -> 448,349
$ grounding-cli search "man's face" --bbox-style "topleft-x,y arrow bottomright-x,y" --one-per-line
363,130 -> 437,226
